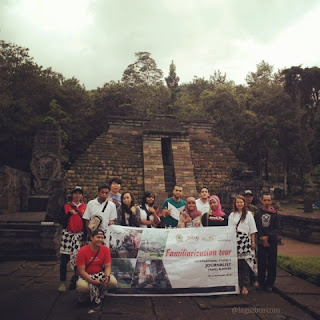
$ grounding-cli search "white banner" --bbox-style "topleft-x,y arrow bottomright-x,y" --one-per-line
106,225 -> 238,296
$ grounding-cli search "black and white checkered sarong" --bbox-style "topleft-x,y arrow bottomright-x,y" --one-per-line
237,231 -> 257,275
79,271 -> 105,304
59,229 -> 83,268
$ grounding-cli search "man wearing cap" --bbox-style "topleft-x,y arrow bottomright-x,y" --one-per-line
76,229 -> 117,305
195,187 -> 210,216
244,190 -> 258,215
83,184 -> 117,237
58,186 -> 87,292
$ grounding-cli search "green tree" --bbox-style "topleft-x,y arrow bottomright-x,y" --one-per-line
121,52 -> 163,86
209,69 -> 227,87
165,61 -> 180,112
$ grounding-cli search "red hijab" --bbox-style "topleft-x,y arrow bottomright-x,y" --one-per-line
209,195 -> 225,217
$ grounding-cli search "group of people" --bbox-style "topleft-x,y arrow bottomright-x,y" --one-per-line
57,177 -> 280,306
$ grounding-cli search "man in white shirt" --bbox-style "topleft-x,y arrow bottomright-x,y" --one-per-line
83,184 -> 117,235
195,187 -> 210,215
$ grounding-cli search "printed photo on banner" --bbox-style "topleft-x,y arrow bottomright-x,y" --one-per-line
131,259 -> 172,289
108,227 -> 142,259
112,259 -> 136,289
137,229 -> 169,260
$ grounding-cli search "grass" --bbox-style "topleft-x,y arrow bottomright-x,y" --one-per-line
278,255 -> 320,286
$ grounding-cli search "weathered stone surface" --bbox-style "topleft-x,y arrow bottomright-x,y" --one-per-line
30,123 -> 62,195
103,296 -> 154,315
0,166 -> 31,214
66,117 -> 238,204
152,297 -> 207,320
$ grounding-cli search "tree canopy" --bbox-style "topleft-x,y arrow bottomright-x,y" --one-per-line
1,40 -> 320,194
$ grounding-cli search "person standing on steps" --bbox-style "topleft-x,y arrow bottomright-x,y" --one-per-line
58,186 -> 87,292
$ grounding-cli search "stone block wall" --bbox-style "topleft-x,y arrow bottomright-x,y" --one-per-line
171,137 -> 198,198
66,119 -> 145,203
0,166 -> 31,214
143,136 -> 167,206
187,122 -> 239,195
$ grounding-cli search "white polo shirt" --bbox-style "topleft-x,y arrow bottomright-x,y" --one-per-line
83,198 -> 117,231
196,198 -> 210,215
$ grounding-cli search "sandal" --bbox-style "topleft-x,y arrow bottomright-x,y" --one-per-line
241,287 -> 249,295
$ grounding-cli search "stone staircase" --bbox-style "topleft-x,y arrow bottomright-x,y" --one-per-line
0,212 -> 60,261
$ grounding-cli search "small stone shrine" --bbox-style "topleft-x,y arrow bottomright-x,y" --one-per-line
29,123 -> 62,211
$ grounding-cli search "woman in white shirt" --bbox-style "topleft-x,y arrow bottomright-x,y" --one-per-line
139,191 -> 160,228
229,195 -> 257,295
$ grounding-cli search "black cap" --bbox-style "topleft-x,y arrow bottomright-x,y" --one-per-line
244,189 -> 253,196
91,229 -> 105,238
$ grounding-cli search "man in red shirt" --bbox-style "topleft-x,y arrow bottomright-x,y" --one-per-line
58,186 -> 87,292
76,229 -> 117,306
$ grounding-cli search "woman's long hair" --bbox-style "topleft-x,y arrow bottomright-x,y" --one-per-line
141,191 -> 155,213
120,191 -> 135,226
233,195 -> 248,221
141,191 -> 156,228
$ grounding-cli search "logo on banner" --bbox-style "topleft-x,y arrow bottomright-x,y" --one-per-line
176,234 -> 183,242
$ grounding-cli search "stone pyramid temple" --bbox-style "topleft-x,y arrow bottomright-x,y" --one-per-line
65,115 -> 238,205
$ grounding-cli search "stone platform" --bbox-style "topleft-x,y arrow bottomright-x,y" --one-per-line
278,204 -> 320,244
0,212 -> 60,261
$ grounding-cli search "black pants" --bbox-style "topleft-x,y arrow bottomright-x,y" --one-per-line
258,242 -> 277,288
60,254 -> 70,282
238,259 -> 250,287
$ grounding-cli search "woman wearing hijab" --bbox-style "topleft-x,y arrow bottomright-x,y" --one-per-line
178,197 -> 202,228
202,195 -> 228,227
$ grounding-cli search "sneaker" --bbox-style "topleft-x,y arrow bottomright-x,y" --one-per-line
88,302 -> 101,314
58,282 -> 67,292
252,281 -> 259,287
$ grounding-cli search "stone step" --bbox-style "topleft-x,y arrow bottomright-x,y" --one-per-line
0,248 -> 57,261
0,221 -> 47,230
0,219 -> 60,261
0,228 -> 40,236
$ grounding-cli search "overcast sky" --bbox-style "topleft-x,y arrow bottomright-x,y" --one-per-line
1,0 -> 319,90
